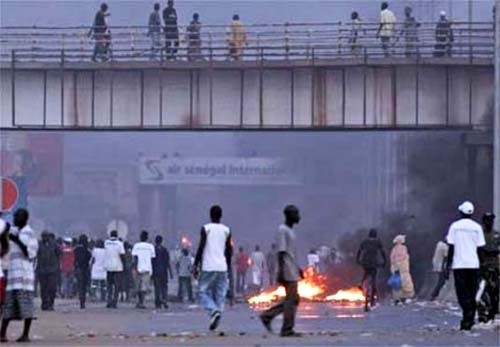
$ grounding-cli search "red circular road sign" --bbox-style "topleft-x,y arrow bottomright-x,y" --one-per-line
1,177 -> 19,212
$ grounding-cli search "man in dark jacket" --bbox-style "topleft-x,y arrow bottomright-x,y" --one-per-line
162,0 -> 179,60
89,3 -> 111,62
434,11 -> 454,57
74,234 -> 92,309
152,235 -> 173,309
37,231 -> 61,311
356,228 -> 387,308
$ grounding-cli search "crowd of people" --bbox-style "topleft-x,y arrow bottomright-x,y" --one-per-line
0,200 -> 498,341
89,0 -> 248,62
85,0 -> 483,62
355,201 -> 499,331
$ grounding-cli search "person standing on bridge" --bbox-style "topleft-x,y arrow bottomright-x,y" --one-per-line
228,14 -> 247,61
377,2 -> 396,57
163,0 -> 179,60
434,11 -> 454,57
147,3 -> 163,60
400,6 -> 420,57
260,205 -> 304,337
89,3 -> 111,62
187,13 -> 202,61
349,11 -> 363,55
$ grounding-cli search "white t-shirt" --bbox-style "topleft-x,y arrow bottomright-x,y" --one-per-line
132,242 -> 156,274
202,223 -> 231,272
104,238 -> 125,272
446,218 -> 486,269
380,9 -> 396,37
307,253 -> 320,268
250,251 -> 265,271
91,248 -> 107,280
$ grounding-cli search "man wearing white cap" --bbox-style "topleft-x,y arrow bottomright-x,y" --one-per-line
445,201 -> 485,331
434,10 -> 454,57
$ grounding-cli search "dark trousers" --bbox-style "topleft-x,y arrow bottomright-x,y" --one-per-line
236,271 -> 246,294
76,270 -> 90,308
39,272 -> 57,310
154,277 -> 168,308
361,268 -> 378,306
431,271 -> 447,300
454,269 -> 479,330
477,267 -> 500,322
165,35 -> 179,59
178,276 -> 194,302
106,271 -> 121,307
261,281 -> 299,333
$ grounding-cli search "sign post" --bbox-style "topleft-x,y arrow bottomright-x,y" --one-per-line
1,177 -> 19,212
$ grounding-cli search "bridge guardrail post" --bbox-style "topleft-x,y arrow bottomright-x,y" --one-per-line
11,49 -> 16,126
285,22 -> 290,60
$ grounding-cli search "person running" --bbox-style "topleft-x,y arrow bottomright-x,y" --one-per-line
104,230 -> 125,308
74,234 -> 92,309
477,213 -> 499,324
132,231 -> 156,309
193,205 -> 233,331
37,231 -> 61,311
260,205 -> 304,337
152,235 -> 172,309
445,201 -> 485,331
0,209 -> 39,343
356,228 -> 387,308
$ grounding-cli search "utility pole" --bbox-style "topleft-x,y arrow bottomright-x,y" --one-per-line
494,0 -> 500,229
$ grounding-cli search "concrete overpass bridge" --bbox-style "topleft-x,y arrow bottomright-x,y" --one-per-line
0,18 -> 498,229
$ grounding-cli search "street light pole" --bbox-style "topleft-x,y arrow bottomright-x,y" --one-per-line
494,0 -> 500,229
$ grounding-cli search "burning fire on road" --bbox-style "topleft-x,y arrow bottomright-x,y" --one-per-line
247,267 -> 365,305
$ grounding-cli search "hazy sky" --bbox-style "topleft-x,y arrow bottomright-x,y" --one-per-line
0,0 -> 495,27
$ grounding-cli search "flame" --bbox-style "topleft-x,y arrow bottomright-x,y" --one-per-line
325,287 -> 365,302
247,267 -> 365,304
247,258 -> 252,266
248,267 -> 327,304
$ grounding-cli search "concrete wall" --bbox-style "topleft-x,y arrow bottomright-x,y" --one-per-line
0,64 -> 494,128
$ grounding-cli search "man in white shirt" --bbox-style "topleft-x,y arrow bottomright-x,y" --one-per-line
377,2 -> 396,57
132,230 -> 156,309
307,248 -> 320,272
250,245 -> 265,289
194,205 -> 233,331
104,230 -> 125,308
445,201 -> 486,331
1,209 -> 38,343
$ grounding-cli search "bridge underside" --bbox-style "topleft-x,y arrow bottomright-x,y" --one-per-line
0,58 -> 494,130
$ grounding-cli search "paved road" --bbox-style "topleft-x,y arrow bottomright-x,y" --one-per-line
2,299 -> 499,346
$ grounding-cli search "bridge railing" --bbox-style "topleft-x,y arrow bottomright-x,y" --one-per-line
0,21 -> 495,63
